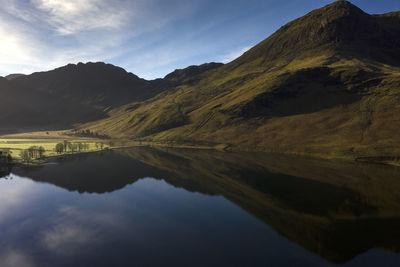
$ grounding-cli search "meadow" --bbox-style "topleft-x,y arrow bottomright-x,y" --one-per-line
0,138 -> 108,160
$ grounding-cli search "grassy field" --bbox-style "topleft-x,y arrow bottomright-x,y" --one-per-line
0,137 -> 109,160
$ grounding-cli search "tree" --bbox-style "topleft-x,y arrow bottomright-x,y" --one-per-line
55,143 -> 64,154
23,146 -> 45,160
38,146 -> 45,158
71,143 -> 78,153
28,146 -> 37,159
67,142 -> 73,152
20,150 -> 30,162
95,143 -> 104,150
63,140 -> 71,152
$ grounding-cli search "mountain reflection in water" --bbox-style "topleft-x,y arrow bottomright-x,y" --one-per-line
2,147 -> 400,266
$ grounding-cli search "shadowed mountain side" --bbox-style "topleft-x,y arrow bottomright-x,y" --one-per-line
81,2 -> 400,159
12,62 -> 157,109
232,67 -> 362,118
13,147 -> 400,263
0,77 -> 105,133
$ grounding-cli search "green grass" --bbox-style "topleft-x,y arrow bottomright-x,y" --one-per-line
0,138 -> 108,160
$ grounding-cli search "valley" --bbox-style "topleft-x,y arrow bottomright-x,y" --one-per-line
1,1 -> 400,163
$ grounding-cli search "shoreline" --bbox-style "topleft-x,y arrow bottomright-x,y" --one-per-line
114,140 -> 400,167
2,130 -> 399,168
12,142 -> 400,168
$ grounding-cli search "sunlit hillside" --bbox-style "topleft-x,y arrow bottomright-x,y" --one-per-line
80,1 -> 400,160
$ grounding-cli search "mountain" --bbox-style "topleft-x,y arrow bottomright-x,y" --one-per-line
1,1 -> 399,160
12,62 -> 162,109
5,74 -> 25,80
229,0 -> 400,69
0,60 -> 227,133
0,62 -> 172,132
81,1 -> 400,160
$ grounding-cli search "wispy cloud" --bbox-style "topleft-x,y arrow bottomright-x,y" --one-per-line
0,0 -> 197,76
32,0 -> 132,35
0,174 -> 42,223
220,46 -> 252,63
0,250 -> 35,267
0,0 -> 264,79
0,0 -> 395,79
41,206 -> 125,255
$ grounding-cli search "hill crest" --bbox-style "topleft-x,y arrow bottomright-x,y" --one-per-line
229,0 -> 400,70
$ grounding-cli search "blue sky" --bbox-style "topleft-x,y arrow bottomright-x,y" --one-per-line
0,0 -> 399,79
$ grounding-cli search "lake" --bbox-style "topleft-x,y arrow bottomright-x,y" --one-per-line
0,147 -> 400,266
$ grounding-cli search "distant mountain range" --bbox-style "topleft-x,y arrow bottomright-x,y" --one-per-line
1,1 -> 400,159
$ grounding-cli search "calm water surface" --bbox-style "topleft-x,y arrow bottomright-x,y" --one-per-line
1,147 -> 400,266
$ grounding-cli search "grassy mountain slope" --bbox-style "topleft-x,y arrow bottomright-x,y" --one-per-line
82,1 -> 400,159
164,62 -> 223,84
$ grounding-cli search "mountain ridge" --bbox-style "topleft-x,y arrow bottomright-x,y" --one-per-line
12,62 -> 155,108
227,0 -> 400,72
5,74 -> 25,80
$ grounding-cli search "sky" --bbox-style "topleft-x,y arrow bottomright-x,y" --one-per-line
0,0 -> 399,80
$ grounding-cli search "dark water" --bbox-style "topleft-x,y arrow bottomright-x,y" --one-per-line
1,147 -> 400,266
